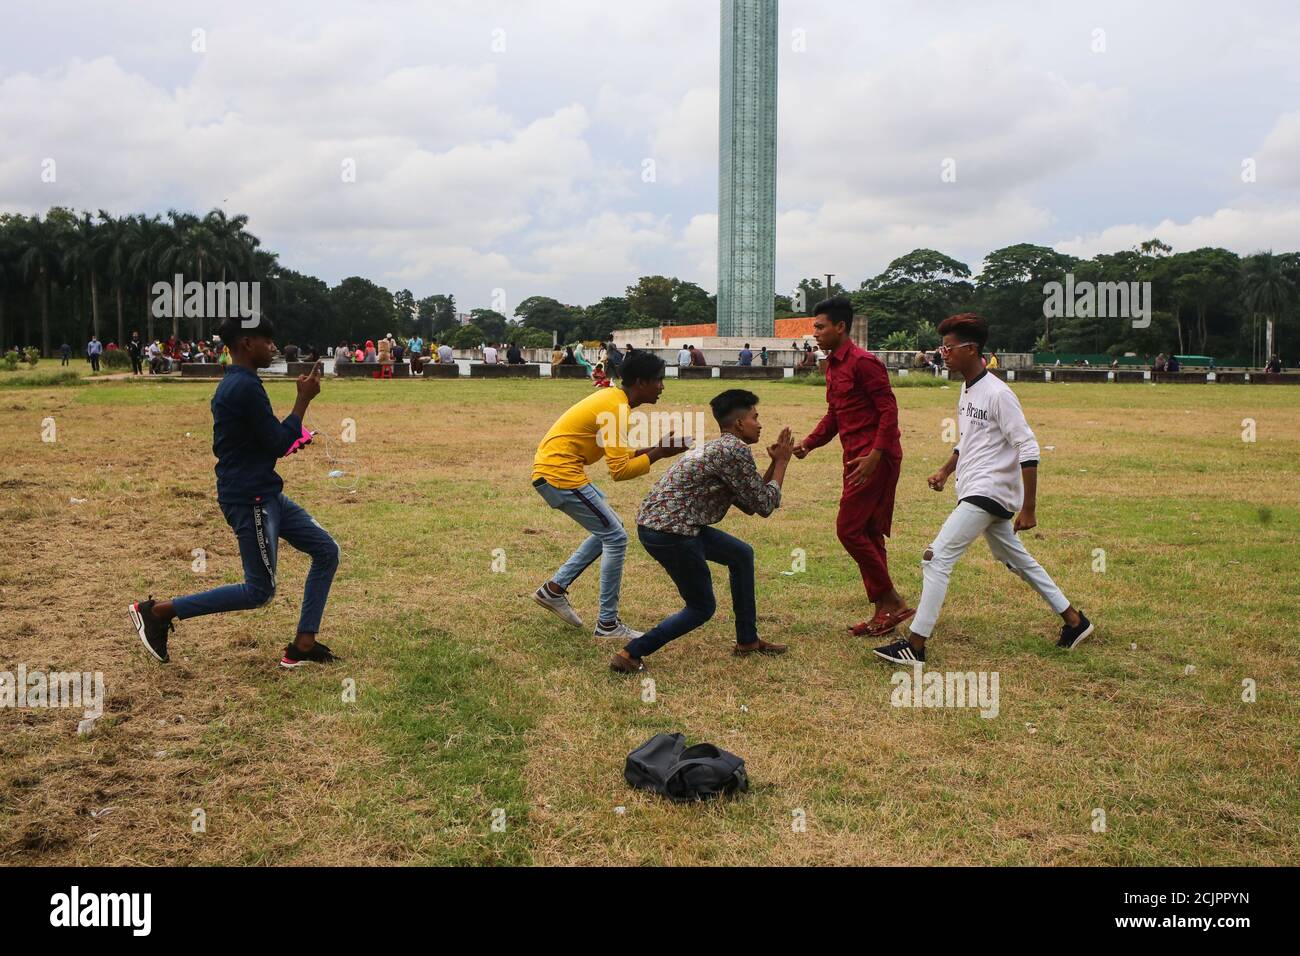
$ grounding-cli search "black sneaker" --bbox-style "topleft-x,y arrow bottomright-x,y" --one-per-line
872,637 -> 925,664
280,640 -> 339,669
130,597 -> 173,663
1057,612 -> 1094,650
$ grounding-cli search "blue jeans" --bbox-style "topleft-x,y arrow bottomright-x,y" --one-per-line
534,478 -> 627,623
626,525 -> 757,658
172,494 -> 339,635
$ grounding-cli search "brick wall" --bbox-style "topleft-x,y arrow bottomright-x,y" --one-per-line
774,316 -> 816,338
659,323 -> 717,345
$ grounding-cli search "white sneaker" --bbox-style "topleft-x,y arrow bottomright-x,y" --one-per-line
593,619 -> 643,640
532,584 -> 583,628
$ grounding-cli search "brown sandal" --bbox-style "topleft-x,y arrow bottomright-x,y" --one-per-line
848,613 -> 888,636
865,607 -> 916,637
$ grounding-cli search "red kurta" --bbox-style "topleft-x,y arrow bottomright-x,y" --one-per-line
804,338 -> 902,461
803,338 -> 903,600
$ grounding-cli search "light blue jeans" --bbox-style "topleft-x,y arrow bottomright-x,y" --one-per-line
533,478 -> 627,623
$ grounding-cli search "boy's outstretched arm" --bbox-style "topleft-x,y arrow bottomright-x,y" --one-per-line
796,408 -> 836,458
290,365 -> 321,422
249,366 -> 320,456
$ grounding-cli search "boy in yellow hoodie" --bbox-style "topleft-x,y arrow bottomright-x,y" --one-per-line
532,350 -> 685,639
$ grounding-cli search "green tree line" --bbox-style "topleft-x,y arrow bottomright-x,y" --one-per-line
840,243 -> 1298,363
3,206 -> 1295,362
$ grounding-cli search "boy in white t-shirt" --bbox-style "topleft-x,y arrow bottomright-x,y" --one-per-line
873,313 -> 1093,664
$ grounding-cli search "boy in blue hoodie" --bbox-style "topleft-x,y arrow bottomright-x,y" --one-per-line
129,316 -> 341,669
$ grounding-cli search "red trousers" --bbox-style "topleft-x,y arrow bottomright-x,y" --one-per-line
835,452 -> 901,602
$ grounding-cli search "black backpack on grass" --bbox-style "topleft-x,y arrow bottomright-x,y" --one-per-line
624,733 -> 749,803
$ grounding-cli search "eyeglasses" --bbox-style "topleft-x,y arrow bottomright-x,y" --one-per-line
937,342 -> 977,357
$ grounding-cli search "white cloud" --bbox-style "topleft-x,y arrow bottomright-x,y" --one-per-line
1054,202 -> 1300,259
778,30 -> 1129,215
776,195 -> 1053,291
1,0 -> 1298,309
1255,111 -> 1300,189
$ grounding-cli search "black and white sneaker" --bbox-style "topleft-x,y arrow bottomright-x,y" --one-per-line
1057,612 -> 1094,650
129,597 -> 173,663
280,641 -> 340,669
872,637 -> 925,664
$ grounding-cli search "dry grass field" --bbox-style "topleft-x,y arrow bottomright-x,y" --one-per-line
2,372 -> 1298,865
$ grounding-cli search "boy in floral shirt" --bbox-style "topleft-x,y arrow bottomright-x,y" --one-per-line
611,390 -> 794,673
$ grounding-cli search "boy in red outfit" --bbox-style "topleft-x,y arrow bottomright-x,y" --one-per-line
794,296 -> 914,637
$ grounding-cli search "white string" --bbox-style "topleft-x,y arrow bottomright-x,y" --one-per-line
315,428 -> 361,495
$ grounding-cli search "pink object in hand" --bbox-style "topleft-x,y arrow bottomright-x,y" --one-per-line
282,425 -> 315,457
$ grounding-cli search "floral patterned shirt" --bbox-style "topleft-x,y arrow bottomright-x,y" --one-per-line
636,432 -> 781,536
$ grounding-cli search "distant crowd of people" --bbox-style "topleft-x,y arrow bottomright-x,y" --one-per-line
55,332 -> 246,374
14,334 -> 1290,380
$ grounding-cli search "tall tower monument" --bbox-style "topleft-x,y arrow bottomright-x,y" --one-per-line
717,0 -> 778,338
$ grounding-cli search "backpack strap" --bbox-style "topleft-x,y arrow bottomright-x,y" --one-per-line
667,734 -> 687,764
663,755 -> 742,798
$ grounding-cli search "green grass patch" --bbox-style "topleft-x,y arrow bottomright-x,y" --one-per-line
2,376 -> 1298,865
0,368 -> 86,388
353,615 -> 539,864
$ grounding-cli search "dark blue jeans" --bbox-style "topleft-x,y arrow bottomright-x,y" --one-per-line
626,525 -> 757,658
172,494 -> 339,634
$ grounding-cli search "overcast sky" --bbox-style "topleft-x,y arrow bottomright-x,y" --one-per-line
2,0 -> 1298,312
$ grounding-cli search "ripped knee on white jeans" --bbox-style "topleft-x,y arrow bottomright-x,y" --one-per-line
923,548 -> 934,562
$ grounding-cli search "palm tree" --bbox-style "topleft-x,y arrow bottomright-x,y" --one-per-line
65,211 -> 104,343
127,214 -> 168,342
249,248 -> 279,327
160,209 -> 221,340
1241,251 -> 1296,368
205,209 -> 252,284
97,211 -> 133,346
16,214 -> 68,356
0,216 -> 19,350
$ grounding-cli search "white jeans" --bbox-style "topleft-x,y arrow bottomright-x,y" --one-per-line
911,501 -> 1069,639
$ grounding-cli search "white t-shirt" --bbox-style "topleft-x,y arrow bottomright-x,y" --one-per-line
677,348 -> 691,367
483,346 -> 498,364
952,371 -> 1041,515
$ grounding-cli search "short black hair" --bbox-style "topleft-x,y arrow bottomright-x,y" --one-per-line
710,389 -> 758,428
217,315 -> 275,348
813,295 -> 854,331
937,313 -> 989,350
620,349 -> 665,387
